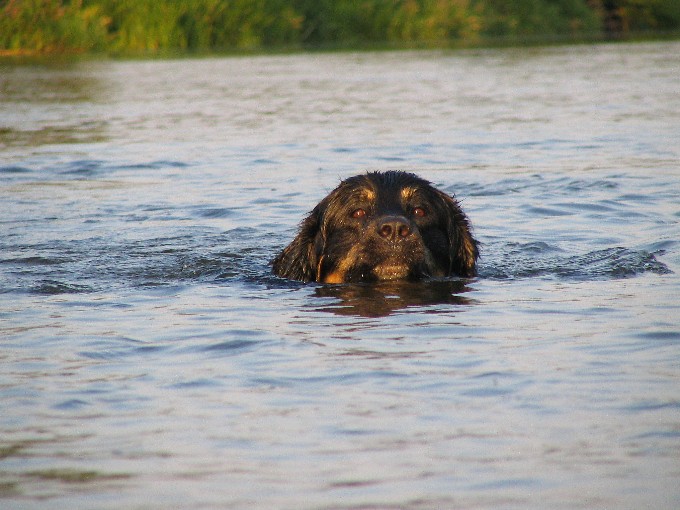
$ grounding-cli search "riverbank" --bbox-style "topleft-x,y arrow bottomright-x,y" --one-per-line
2,0 -> 679,58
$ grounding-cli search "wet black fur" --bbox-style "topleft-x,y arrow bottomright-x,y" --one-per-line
272,171 -> 478,283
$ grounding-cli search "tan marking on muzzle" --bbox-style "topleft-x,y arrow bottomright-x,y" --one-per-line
319,245 -> 362,284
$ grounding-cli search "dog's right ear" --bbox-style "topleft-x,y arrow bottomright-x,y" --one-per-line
272,206 -> 324,282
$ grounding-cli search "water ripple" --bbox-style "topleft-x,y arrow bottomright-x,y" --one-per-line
481,246 -> 671,280
199,339 -> 262,355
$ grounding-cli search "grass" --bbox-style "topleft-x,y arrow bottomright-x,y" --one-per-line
2,0 -> 678,57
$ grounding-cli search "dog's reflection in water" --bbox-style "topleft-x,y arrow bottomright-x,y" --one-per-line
312,279 -> 474,318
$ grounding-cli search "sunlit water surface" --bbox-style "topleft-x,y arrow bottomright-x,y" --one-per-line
1,41 -> 679,509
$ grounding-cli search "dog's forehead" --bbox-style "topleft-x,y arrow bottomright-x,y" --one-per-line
379,183 -> 423,202
357,187 -> 376,201
362,184 -> 410,198
400,185 -> 420,200
335,173 -> 431,207
363,182 -> 423,206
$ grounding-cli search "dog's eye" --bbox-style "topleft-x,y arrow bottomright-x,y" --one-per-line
351,208 -> 367,219
413,207 -> 427,217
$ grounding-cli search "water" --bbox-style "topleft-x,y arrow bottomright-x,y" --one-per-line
1,41 -> 679,509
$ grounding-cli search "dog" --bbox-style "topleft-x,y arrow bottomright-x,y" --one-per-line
272,171 -> 478,283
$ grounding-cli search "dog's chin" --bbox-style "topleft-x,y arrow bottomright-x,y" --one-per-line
372,263 -> 412,281
340,259 -> 429,283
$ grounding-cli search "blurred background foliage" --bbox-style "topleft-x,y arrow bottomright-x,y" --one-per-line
2,0 -> 679,55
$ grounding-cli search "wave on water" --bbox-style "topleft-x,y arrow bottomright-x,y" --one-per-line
0,231 -> 671,297
479,243 -> 671,281
0,228 -> 278,295
0,160 -> 190,181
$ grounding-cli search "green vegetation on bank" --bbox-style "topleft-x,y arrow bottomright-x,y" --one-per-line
2,0 -> 679,56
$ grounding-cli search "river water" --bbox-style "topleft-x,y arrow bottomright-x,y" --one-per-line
1,41 -> 679,509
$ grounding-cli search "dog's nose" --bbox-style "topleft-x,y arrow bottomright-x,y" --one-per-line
377,216 -> 412,240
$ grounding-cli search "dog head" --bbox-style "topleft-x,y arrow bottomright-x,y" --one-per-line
273,171 -> 478,283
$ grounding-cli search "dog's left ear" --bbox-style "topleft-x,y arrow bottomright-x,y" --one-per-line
272,205 -> 324,282
435,190 -> 479,277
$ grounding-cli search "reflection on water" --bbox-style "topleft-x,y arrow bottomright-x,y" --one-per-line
0,62 -> 109,148
0,122 -> 109,147
313,279 -> 474,317
0,63 -> 104,102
